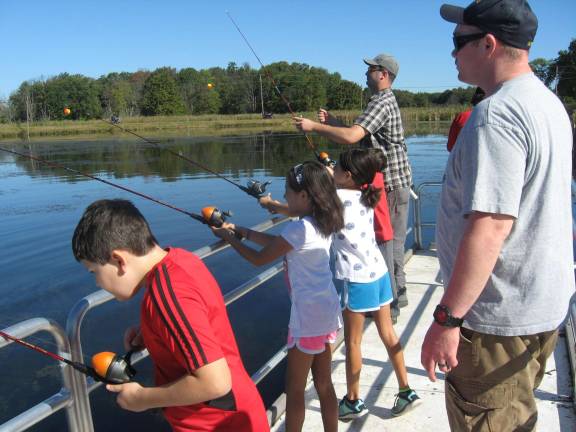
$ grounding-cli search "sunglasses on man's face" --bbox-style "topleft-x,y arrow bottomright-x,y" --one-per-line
452,32 -> 487,52
367,65 -> 386,73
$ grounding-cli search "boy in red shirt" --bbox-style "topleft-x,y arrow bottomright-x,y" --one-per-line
72,199 -> 269,432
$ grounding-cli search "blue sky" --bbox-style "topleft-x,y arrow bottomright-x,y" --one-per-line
1,0 -> 574,99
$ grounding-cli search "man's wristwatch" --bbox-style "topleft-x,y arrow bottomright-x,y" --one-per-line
433,304 -> 464,328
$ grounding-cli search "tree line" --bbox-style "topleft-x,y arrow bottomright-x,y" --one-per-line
1,62 -> 366,123
1,38 -> 574,123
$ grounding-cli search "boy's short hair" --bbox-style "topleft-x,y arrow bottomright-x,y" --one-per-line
72,199 -> 158,264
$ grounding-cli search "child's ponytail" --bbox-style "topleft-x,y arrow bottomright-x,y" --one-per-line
338,148 -> 387,209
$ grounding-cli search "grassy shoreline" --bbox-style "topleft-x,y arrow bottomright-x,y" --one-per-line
0,107 -> 465,141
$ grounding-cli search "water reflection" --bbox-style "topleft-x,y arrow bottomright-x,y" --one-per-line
3,133 -> 346,182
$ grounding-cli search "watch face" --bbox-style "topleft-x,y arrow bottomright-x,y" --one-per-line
434,306 -> 448,323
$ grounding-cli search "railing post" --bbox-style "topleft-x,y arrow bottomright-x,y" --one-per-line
414,185 -> 423,250
66,295 -> 111,432
0,318 -> 80,432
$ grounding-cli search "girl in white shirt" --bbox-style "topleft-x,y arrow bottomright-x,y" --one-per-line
212,161 -> 344,432
332,148 -> 420,419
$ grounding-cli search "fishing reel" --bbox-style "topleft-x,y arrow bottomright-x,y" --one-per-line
317,151 -> 336,168
245,179 -> 272,198
91,350 -> 137,384
201,206 -> 233,228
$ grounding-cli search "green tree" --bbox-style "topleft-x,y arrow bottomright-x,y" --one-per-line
260,62 -> 329,113
141,68 -> 186,116
212,62 -> 259,114
549,39 -> 576,109
326,73 -> 363,110
43,73 -> 102,119
530,58 -> 552,85
9,74 -> 101,120
99,73 -> 135,117
178,68 -> 220,114
0,98 -> 10,123
127,70 -> 150,116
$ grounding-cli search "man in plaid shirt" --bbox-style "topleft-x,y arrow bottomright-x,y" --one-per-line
294,53 -> 413,320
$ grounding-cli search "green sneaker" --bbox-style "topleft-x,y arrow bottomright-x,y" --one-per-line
338,396 -> 368,420
391,389 -> 421,416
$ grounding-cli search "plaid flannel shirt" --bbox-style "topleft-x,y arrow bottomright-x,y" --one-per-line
354,89 -> 412,191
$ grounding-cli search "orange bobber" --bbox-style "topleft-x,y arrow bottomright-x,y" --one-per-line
92,351 -> 116,378
319,151 -> 329,159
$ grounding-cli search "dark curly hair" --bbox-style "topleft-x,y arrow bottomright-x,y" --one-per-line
286,161 -> 345,237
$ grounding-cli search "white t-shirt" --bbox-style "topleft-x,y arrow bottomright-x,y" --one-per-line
281,216 -> 342,337
332,189 -> 387,283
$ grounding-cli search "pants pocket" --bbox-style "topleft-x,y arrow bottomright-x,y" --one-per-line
446,378 -> 516,432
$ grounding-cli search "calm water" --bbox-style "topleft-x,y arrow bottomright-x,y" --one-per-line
0,131 -> 449,431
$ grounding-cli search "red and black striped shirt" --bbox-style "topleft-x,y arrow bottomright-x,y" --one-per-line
141,248 -> 268,431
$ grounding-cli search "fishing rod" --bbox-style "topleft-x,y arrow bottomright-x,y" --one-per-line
225,11 -> 335,168
0,329 -> 135,384
0,145 -> 232,227
97,117 -> 271,199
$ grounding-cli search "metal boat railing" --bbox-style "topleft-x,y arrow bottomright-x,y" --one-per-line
0,319 -> 79,431
413,181 -> 442,250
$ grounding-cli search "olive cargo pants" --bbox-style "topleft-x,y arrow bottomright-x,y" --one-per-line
445,328 -> 558,432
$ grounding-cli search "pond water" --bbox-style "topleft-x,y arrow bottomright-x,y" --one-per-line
0,131 -> 449,431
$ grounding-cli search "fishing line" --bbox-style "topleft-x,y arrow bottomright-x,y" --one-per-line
226,11 -> 328,164
0,145 -> 227,225
99,118 -> 270,199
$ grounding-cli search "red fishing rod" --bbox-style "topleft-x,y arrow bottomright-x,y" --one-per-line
0,329 -> 135,384
96,117 -> 271,199
0,145 -> 231,227
226,11 -> 335,167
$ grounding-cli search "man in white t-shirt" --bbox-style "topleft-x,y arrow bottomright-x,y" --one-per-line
421,1 -> 575,431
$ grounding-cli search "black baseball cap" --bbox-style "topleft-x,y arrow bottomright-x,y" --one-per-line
440,0 -> 538,50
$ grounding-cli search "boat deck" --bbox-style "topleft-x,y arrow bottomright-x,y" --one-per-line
271,249 -> 575,431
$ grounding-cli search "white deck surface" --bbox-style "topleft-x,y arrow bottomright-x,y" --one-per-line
271,250 -> 575,431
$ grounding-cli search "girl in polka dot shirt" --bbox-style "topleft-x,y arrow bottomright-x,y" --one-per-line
332,148 -> 420,419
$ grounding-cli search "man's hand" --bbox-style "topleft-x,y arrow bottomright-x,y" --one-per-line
123,326 -> 144,352
318,108 -> 331,124
107,382 -> 148,412
421,323 -> 460,381
293,116 -> 317,133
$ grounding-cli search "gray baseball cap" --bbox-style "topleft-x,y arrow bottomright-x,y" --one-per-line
363,54 -> 399,76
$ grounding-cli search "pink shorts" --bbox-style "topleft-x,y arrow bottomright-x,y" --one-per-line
287,329 -> 339,354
